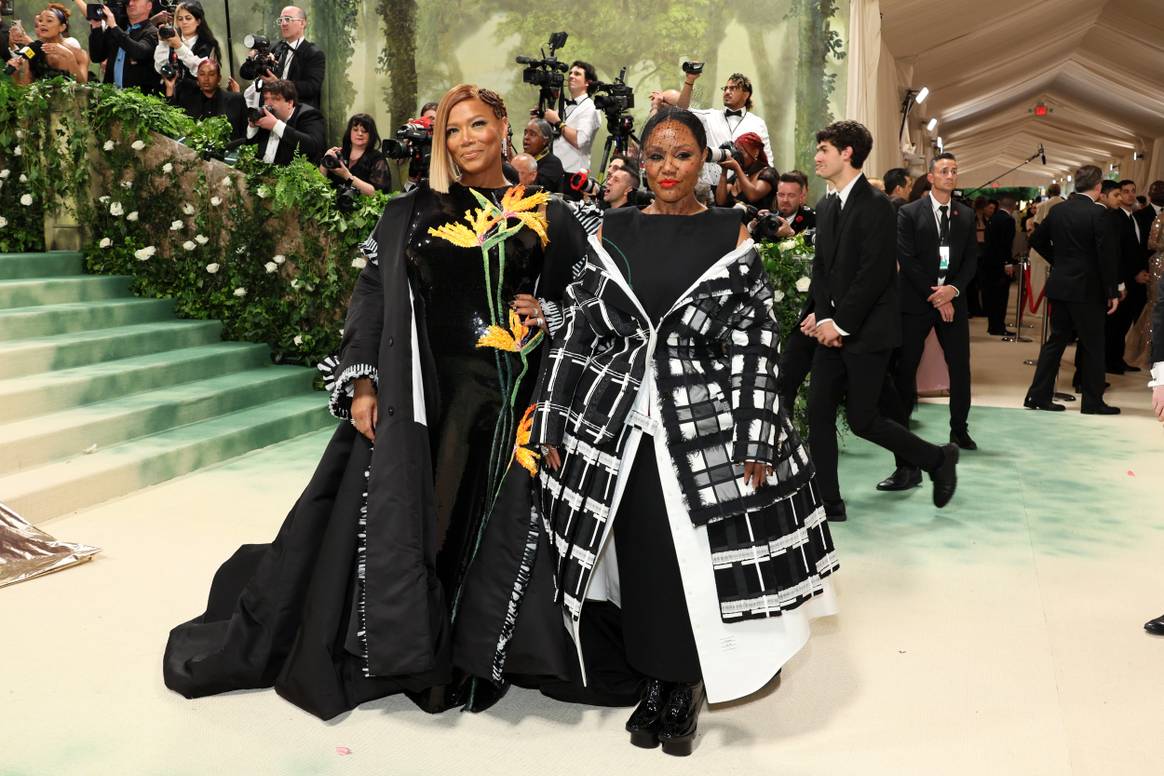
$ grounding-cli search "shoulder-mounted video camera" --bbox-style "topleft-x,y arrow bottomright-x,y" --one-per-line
515,31 -> 569,118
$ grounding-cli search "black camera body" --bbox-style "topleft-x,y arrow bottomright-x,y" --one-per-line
86,1 -> 125,22
383,116 -> 434,180
707,141 -> 745,166
158,24 -> 178,40
682,61 -> 704,75
247,105 -> 269,124
515,31 -> 569,118
592,67 -> 635,115
322,151 -> 342,171
752,213 -> 787,242
159,61 -> 177,80
239,33 -> 279,82
335,182 -> 361,213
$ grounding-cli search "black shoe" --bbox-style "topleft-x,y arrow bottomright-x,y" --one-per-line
1106,364 -> 1126,375
950,430 -> 977,451
1024,397 -> 1066,412
1081,403 -> 1121,415
930,443 -> 958,508
988,328 -> 1016,336
824,499 -> 847,522
657,681 -> 705,757
625,679 -> 670,749
876,466 -> 922,491
1122,363 -> 1142,373
1146,615 -> 1164,636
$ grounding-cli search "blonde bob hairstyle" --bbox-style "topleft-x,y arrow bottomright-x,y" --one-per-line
428,84 -> 509,194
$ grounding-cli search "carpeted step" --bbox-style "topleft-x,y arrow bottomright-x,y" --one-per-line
0,275 -> 133,309
0,320 -> 223,379
0,366 -> 317,474
0,342 -> 270,422
0,298 -> 175,341
0,251 -> 84,279
0,394 -> 335,522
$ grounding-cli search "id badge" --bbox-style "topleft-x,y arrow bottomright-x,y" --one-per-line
939,245 -> 951,273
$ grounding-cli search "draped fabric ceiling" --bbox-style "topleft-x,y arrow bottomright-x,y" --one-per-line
848,0 -> 1164,190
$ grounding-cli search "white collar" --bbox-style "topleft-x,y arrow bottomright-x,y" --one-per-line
832,172 -> 863,208
929,191 -> 953,215
284,37 -> 303,51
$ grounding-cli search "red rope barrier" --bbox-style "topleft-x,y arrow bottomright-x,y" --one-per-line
1025,263 -> 1046,314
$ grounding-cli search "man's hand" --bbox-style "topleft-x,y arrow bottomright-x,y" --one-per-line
938,301 -> 955,323
815,319 -> 843,347
1153,385 -> 1164,423
254,110 -> 278,131
683,66 -> 702,84
799,312 -> 817,336
260,69 -> 277,85
1107,297 -> 1120,315
1136,270 -> 1150,284
102,6 -> 118,28
928,285 -> 957,307
541,108 -> 560,126
775,219 -> 795,238
226,77 -> 240,92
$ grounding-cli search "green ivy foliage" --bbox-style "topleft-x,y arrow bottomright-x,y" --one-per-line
758,234 -> 815,434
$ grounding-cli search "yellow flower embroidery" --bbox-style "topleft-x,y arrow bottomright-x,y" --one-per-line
428,207 -> 498,248
513,404 -> 540,477
475,308 -> 530,352
499,185 -> 551,247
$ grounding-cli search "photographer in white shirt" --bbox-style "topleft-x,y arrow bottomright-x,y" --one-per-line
678,67 -> 773,187
541,60 -> 600,175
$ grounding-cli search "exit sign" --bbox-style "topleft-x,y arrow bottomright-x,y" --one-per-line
1033,103 -> 1049,117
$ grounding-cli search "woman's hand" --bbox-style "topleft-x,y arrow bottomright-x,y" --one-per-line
543,445 -> 562,472
226,77 -> 240,92
8,25 -> 31,46
350,378 -> 378,442
720,158 -> 742,174
166,34 -> 182,50
512,294 -> 545,330
742,460 -> 772,490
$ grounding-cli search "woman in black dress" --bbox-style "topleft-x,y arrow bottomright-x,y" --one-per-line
319,113 -> 393,195
535,108 -> 838,756
163,84 -> 594,719
713,131 -> 778,211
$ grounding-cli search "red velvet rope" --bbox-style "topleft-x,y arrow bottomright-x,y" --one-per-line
1025,263 -> 1046,314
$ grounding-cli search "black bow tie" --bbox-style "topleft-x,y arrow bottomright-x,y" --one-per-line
725,109 -> 743,117
565,99 -> 578,107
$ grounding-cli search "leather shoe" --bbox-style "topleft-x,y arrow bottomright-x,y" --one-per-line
1106,364 -> 1126,375
1145,615 -> 1164,636
625,678 -> 670,749
950,430 -> 977,450
657,681 -> 704,757
929,443 -> 958,508
876,466 -> 922,491
1024,397 -> 1065,411
988,328 -> 1016,336
1081,403 -> 1120,415
824,499 -> 847,522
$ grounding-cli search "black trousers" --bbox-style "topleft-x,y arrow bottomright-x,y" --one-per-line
982,267 -> 1012,332
808,346 -> 944,503
1105,283 -> 1147,369
778,328 -> 818,412
890,308 -> 973,441
1027,298 -> 1107,409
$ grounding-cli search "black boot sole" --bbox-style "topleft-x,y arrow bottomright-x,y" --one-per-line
628,729 -> 659,749
660,736 -> 694,757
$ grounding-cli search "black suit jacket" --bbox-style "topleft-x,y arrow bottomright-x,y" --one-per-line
249,104 -> 326,165
170,80 -> 247,140
1028,193 -> 1118,304
896,194 -> 978,315
982,209 -> 1016,273
274,40 -> 326,108
780,205 -> 816,234
1134,205 -> 1158,259
535,152 -> 565,193
1106,208 -> 1144,285
90,22 -> 161,95
805,174 -> 900,353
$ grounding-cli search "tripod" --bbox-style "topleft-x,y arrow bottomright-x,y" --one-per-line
597,110 -> 638,174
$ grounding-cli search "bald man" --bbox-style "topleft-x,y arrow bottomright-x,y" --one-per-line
511,153 -> 539,187
247,5 -> 326,108
649,88 -> 680,115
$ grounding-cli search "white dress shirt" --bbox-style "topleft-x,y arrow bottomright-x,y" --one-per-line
928,192 -> 961,291
553,94 -> 599,173
153,34 -> 202,77
690,107 -> 773,186
816,173 -> 865,336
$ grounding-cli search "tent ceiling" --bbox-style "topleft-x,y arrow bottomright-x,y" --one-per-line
879,0 -> 1164,187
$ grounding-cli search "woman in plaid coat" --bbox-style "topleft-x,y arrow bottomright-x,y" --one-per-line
533,109 -> 839,756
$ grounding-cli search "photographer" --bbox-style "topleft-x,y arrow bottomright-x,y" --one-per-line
764,171 -> 816,238
677,67 -> 772,186
163,58 -> 245,140
319,113 -> 391,195
521,117 -> 563,193
243,6 -> 324,110
6,5 -> 89,84
86,0 -> 161,94
419,101 -> 438,120
541,60 -> 599,176
713,131 -> 777,211
246,78 -> 325,165
152,1 -> 222,82
602,158 -> 640,210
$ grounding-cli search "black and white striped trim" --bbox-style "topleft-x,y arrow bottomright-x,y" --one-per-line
489,504 -> 542,683
538,298 -> 565,335
356,458 -> 374,676
327,362 -> 379,419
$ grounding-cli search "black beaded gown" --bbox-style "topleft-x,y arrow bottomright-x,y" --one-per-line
162,184 -> 630,719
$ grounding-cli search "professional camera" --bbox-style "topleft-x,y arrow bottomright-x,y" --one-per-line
707,141 -> 745,166
592,66 -> 638,173
515,31 -> 569,118
626,188 -> 655,209
682,60 -> 704,76
158,24 -> 178,40
159,61 -> 177,80
752,212 -> 788,242
247,105 -> 270,124
322,151 -> 342,171
86,1 -> 125,22
567,169 -> 601,198
239,33 -> 278,82
3,41 -> 41,76
335,182 -> 361,213
382,115 -> 434,180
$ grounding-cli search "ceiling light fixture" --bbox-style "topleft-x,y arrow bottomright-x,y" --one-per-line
927,118 -> 938,132
915,86 -> 930,105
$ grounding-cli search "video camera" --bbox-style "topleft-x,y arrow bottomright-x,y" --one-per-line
383,115 -> 434,181
592,66 -> 638,173
239,33 -> 279,85
85,1 -> 125,23
515,31 -> 569,118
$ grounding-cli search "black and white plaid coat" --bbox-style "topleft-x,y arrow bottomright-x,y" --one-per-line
532,236 -> 835,627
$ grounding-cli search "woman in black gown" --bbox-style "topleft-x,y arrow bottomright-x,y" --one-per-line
163,84 -> 600,719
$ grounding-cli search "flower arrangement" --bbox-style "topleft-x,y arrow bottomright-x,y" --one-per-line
758,231 -> 816,433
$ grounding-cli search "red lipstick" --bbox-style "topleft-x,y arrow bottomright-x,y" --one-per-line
659,179 -> 680,189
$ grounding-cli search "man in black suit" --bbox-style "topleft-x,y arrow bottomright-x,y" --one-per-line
522,119 -> 564,194
800,121 -> 958,521
876,153 -> 979,491
1024,165 -> 1121,414
246,79 -> 325,165
981,193 -> 1018,335
87,0 -> 161,95
883,167 -> 911,211
775,171 -> 819,412
250,6 -> 326,108
1106,179 -> 1152,373
164,59 -> 246,140
772,171 -> 817,234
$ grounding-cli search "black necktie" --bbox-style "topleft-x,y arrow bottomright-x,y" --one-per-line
826,194 -> 841,238
939,204 -> 950,246
725,109 -> 743,117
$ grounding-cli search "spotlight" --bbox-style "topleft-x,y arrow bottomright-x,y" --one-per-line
915,86 -> 930,105
1067,175 -> 1073,182
936,136 -> 944,151
926,118 -> 938,132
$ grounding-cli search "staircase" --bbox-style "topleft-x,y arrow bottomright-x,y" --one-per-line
0,251 -> 335,523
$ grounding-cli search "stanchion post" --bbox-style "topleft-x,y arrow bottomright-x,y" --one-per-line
1002,257 -> 1032,343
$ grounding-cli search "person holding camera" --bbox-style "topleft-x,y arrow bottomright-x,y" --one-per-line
152,2 -> 221,81
712,131 -> 776,211
678,68 -> 773,188
541,60 -> 599,177
242,6 -> 324,111
163,58 -> 245,139
319,113 -> 391,195
246,78 -> 325,165
85,0 -> 160,94
5,5 -> 89,84
521,117 -> 564,193
602,158 -> 640,210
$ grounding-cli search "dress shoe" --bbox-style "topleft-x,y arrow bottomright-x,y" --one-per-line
1122,363 -> 1142,373
929,443 -> 958,508
950,429 -> 977,451
988,328 -> 1016,336
1081,403 -> 1120,415
657,681 -> 705,757
876,466 -> 922,491
824,499 -> 847,522
625,678 -> 670,749
1106,364 -> 1126,375
1023,397 -> 1066,412
1145,615 -> 1164,636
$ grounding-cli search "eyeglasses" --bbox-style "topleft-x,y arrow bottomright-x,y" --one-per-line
721,85 -> 743,92
275,16 -> 304,23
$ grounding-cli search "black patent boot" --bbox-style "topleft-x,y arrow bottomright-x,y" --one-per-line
657,680 -> 704,757
625,678 -> 670,749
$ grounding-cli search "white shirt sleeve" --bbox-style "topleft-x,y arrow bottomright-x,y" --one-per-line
1149,362 -> 1164,388
176,38 -> 202,77
574,103 -> 600,149
153,42 -> 170,74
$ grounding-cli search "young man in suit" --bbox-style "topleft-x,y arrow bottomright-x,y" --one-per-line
876,153 -> 979,492
982,194 -> 1018,335
800,121 -> 958,520
1108,179 -> 1151,373
1024,165 -> 1121,414
246,79 -> 326,166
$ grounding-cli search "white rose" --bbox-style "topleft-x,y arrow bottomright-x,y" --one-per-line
264,261 -> 278,273
351,257 -> 367,269
134,246 -> 156,261
99,195 -> 110,204
170,220 -> 184,231
162,162 -> 173,173
220,177 -> 232,188
121,180 -> 132,189
18,173 -> 27,183
194,234 -> 208,245
182,240 -> 196,251
256,185 -> 269,199
99,237 -> 112,248
290,278 -> 301,289
205,263 -> 220,274
0,216 -> 7,228
773,289 -> 786,302
0,169 -> 10,179
795,276 -> 811,293
103,140 -> 115,151
210,196 -> 222,206
15,129 -> 23,139
109,201 -> 124,216
233,287 -> 247,298
131,140 -> 146,151
20,193 -> 33,206
293,334 -> 304,346
779,239 -> 797,252
13,145 -> 21,156
272,254 -> 286,265
182,202 -> 195,215
126,211 -> 139,222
